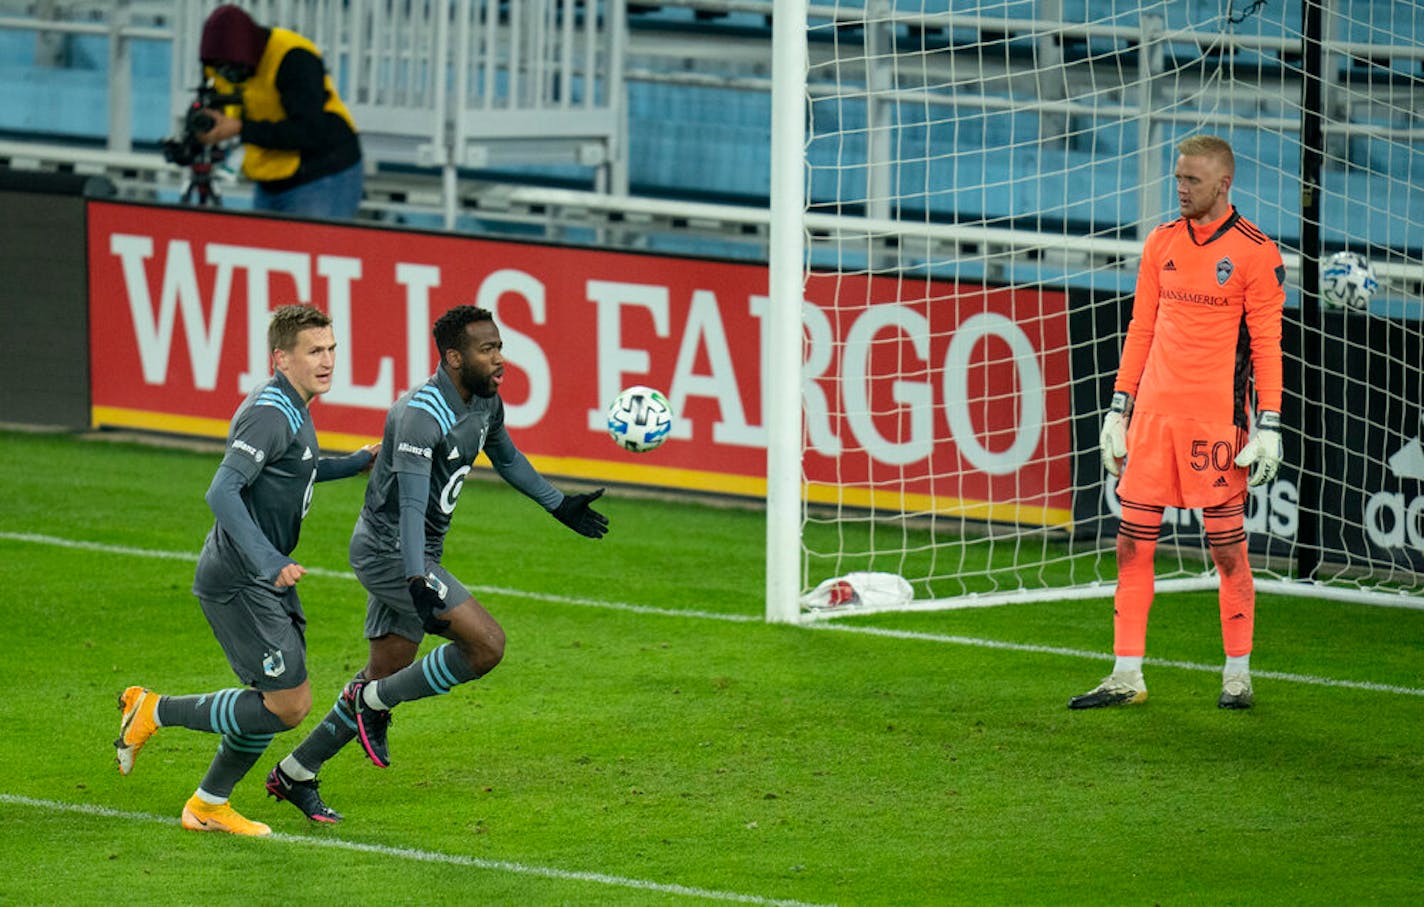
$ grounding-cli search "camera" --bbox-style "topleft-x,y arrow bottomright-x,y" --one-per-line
161,83 -> 242,167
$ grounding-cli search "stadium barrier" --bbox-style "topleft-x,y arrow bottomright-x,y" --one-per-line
0,168 -> 114,429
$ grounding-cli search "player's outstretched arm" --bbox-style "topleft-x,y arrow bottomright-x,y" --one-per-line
315,442 -> 381,482
552,488 -> 610,539
481,427 -> 605,537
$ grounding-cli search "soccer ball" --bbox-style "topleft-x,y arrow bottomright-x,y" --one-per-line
606,386 -> 673,453
1320,251 -> 1379,312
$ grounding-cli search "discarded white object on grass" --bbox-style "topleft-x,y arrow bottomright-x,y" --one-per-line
801,572 -> 913,611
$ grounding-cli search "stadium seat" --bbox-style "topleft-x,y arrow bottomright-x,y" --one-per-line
0,5 -> 1417,257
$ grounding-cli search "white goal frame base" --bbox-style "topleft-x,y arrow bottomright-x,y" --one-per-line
797,576 -> 1424,623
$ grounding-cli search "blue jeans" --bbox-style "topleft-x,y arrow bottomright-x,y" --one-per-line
252,160 -> 363,220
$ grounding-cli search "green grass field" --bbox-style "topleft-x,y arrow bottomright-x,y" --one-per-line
1,429 -> 1421,905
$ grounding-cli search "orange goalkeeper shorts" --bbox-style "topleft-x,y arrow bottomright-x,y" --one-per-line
1116,411 -> 1249,509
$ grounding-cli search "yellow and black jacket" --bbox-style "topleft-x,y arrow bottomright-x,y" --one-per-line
209,27 -> 360,193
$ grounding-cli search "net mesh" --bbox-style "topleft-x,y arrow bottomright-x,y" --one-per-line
797,0 -> 1424,616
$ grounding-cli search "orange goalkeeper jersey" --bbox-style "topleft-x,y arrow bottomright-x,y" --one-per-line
1115,206 -> 1285,428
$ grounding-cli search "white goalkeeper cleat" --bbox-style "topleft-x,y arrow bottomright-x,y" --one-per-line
1068,671 -> 1147,710
1218,673 -> 1254,710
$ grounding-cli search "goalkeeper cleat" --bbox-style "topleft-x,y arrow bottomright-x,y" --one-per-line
266,765 -> 342,823
1218,673 -> 1255,710
1068,671 -> 1148,710
341,680 -> 392,768
115,685 -> 160,775
181,796 -> 271,836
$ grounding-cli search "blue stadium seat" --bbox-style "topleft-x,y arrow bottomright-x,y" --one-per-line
1322,168 -> 1424,250
1029,148 -> 1137,228
0,64 -> 167,142
897,149 -> 1018,222
1228,161 -> 1297,243
1332,0 -> 1424,47
1227,129 -> 1294,171
1,10 -> 1418,267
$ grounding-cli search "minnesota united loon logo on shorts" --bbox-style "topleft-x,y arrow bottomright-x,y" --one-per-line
1216,256 -> 1234,285
425,572 -> 450,602
263,649 -> 287,678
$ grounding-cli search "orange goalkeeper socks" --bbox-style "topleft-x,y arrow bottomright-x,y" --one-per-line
1112,511 -> 1162,658
1205,497 -> 1255,659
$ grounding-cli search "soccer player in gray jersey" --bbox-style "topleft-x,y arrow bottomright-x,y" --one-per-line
114,305 -> 377,836
266,304 -> 608,821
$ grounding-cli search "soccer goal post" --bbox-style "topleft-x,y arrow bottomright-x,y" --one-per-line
765,0 -> 1424,623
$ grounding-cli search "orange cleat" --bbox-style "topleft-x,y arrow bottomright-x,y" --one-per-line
114,686 -> 160,775
181,796 -> 272,836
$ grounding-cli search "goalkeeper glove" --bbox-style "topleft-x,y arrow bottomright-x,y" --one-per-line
552,488 -> 609,539
1099,391 -> 1132,477
1234,410 -> 1283,487
408,577 -> 452,635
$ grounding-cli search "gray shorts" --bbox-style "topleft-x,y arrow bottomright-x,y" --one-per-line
350,518 -> 471,644
197,584 -> 307,691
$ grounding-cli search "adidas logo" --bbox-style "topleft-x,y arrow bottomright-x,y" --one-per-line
1388,429 -> 1424,480
1228,612 -> 1247,621
302,447 -> 313,461
1212,476 -> 1229,487
447,446 -> 460,460
1363,409 -> 1424,553
1164,259 -> 1177,271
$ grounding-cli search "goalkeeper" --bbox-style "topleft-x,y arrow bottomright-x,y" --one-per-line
265,305 -> 609,823
1071,135 -> 1284,712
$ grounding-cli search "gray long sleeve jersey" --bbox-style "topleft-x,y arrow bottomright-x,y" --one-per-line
193,370 -> 372,598
359,367 -> 563,579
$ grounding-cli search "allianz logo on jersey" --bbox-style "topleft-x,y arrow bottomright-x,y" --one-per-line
1364,411 -> 1424,553
231,438 -> 265,463
397,441 -> 433,459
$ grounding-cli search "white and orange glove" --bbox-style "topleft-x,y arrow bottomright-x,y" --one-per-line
1099,391 -> 1132,477
1234,410 -> 1283,486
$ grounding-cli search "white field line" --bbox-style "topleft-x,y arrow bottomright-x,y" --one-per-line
0,531 -> 757,623
807,623 -> 1424,697
0,794 -> 831,907
5,530 -> 1422,697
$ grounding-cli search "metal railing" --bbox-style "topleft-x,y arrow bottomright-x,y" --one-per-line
185,0 -> 625,225
22,0 -> 631,226
2,0 -> 1420,266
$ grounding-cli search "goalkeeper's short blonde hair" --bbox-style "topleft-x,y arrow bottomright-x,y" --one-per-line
1178,135 -> 1235,175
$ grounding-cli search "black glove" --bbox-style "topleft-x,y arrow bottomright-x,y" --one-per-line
552,488 -> 609,539
408,577 -> 451,635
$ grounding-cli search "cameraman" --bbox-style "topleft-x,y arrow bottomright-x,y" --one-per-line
194,5 -> 362,219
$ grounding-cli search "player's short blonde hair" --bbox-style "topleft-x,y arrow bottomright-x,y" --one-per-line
268,304 -> 332,353
1177,135 -> 1235,175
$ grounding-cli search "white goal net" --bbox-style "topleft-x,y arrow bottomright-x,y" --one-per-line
766,0 -> 1424,621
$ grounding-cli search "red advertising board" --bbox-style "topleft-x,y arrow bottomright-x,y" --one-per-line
87,201 -> 1072,524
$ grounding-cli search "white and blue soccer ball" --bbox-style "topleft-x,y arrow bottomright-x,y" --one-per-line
1320,251 -> 1379,312
606,385 -> 673,453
